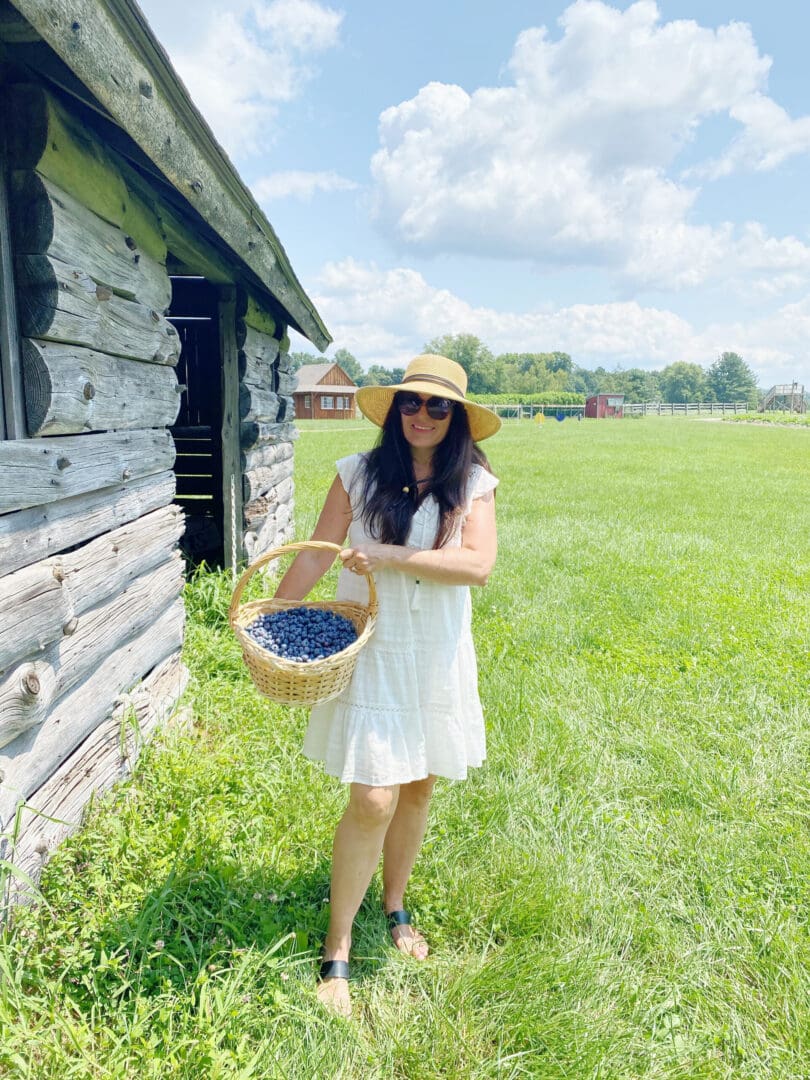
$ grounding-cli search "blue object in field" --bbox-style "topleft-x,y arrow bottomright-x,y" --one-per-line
556,410 -> 565,422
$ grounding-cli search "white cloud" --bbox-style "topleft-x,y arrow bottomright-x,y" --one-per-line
253,0 -> 342,49
696,94 -> 810,179
252,170 -> 358,201
307,258 -> 809,387
161,0 -> 343,159
370,1 -> 810,294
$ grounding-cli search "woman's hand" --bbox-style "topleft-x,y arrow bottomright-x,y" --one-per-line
339,543 -> 389,575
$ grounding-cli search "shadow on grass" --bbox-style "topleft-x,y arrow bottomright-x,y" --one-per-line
82,853 -> 398,1011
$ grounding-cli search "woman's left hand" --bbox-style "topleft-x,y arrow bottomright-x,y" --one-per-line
340,544 -> 388,575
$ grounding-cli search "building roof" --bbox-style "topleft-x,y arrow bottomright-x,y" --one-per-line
5,0 -> 330,350
295,364 -> 358,392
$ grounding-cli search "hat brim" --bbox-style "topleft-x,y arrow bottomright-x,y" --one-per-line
355,380 -> 501,441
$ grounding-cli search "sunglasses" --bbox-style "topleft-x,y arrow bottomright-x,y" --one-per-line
396,393 -> 455,421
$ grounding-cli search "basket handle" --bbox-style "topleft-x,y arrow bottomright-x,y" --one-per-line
228,540 -> 377,630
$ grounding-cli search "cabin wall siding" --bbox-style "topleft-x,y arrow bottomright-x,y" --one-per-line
0,80 -> 186,885
0,75 -> 300,889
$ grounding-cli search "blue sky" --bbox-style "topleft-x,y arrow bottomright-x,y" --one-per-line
136,0 -> 810,388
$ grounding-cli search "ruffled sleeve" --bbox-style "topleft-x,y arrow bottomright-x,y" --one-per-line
463,465 -> 499,518
336,453 -> 367,513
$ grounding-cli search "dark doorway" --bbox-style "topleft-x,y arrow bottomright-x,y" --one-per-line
168,276 -> 224,566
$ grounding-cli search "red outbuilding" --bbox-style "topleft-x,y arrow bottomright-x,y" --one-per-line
585,393 -> 625,418
293,362 -> 358,419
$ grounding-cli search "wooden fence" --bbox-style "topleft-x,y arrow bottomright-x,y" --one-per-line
486,402 -> 749,419
621,402 -> 748,416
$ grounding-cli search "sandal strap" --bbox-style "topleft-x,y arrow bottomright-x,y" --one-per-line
386,908 -> 412,928
318,959 -> 350,982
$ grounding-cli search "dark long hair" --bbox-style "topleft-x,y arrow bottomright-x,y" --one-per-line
356,395 -> 491,548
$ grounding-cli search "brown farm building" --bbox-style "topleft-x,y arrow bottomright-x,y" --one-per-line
293,363 -> 358,420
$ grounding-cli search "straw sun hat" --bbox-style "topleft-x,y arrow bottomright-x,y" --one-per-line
355,354 -> 501,442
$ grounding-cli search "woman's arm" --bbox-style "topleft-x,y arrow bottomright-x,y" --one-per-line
273,475 -> 353,600
341,489 -> 497,587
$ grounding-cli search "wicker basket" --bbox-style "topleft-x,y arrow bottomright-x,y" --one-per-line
228,540 -> 378,706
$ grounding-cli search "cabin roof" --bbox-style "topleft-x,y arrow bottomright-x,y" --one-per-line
4,0 -> 331,350
294,363 -> 358,391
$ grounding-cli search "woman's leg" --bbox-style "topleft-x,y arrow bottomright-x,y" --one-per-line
319,782 -> 400,1015
382,775 -> 437,959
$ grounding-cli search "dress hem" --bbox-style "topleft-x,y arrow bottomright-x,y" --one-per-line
302,750 -> 486,787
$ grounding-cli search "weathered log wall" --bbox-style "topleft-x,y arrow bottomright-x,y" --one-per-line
0,80 -> 188,882
236,310 -> 297,559
0,74 -> 301,887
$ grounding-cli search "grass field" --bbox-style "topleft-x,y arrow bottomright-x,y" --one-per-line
2,417 -> 809,1079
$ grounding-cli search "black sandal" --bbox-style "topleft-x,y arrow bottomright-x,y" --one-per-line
386,909 -> 413,932
318,958 -> 350,982
386,909 -> 429,957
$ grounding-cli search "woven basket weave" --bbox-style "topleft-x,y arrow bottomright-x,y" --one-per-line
228,540 -> 378,706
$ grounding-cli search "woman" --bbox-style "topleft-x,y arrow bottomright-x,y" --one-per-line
274,353 -> 501,1017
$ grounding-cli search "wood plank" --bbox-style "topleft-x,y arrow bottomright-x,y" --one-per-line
243,473 -> 294,512
0,471 -> 175,578
1,84 -> 166,263
244,493 -> 294,531
0,552 -> 183,748
239,383 -> 279,423
219,288 -> 242,570
0,504 -> 181,677
236,292 -> 277,338
0,561 -> 70,676
58,503 -> 184,614
22,338 -> 181,436
0,147 -> 26,439
0,599 -> 185,828
10,171 -> 172,313
243,458 -> 295,503
16,253 -> 180,363
244,500 -> 293,561
6,653 -> 189,899
0,428 -> 175,514
238,324 -> 279,384
240,419 -> 298,450
277,370 -> 297,397
242,439 -> 294,473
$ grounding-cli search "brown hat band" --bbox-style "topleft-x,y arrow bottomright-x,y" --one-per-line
401,372 -> 464,397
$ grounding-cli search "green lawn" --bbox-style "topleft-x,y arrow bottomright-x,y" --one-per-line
2,417 -> 809,1078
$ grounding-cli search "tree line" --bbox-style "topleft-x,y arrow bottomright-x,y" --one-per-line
290,335 -> 761,406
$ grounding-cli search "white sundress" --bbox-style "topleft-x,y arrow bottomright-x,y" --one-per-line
303,452 -> 499,786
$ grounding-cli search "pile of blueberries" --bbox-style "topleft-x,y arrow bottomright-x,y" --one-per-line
247,606 -> 358,662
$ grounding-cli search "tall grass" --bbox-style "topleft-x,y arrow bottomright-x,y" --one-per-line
1,418 -> 808,1078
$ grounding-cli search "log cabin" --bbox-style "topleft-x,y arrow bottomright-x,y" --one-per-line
0,0 -> 330,895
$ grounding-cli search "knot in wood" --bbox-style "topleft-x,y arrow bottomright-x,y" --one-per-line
122,468 -> 132,480
124,235 -> 137,251
62,617 -> 79,637
52,565 -> 65,582
35,842 -> 49,856
22,671 -> 41,697
56,455 -> 71,470
95,285 -> 113,302
139,79 -> 153,98
83,382 -> 96,400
